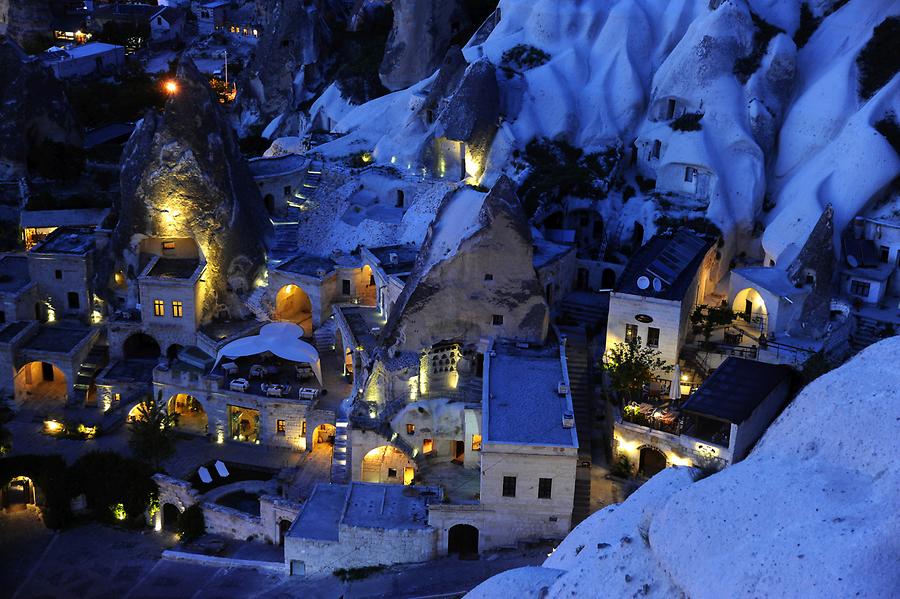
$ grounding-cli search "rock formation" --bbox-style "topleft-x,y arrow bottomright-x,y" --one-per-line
115,59 -> 272,320
381,176 -> 548,352
379,0 -> 471,92
0,0 -> 52,50
468,335 -> 900,598
0,39 -> 82,179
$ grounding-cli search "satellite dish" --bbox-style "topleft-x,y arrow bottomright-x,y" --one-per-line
847,254 -> 859,268
637,276 -> 650,290
652,278 -> 663,292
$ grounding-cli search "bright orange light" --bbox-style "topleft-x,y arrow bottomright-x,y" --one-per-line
164,80 -> 178,95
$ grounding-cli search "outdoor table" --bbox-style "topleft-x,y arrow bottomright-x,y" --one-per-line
229,378 -> 250,392
249,364 -> 266,379
298,387 -> 320,400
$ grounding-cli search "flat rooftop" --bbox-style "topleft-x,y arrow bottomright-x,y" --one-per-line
277,253 -> 337,277
23,322 -> 94,353
532,236 -> 572,269
248,154 -> 308,178
681,357 -> 794,424
486,341 -> 578,447
99,359 -> 155,383
367,244 -> 419,275
147,258 -> 201,279
0,256 -> 31,293
288,482 -> 437,541
0,321 -> 30,344
31,227 -> 95,255
339,305 -> 385,356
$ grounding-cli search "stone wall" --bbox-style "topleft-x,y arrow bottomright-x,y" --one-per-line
27,252 -> 94,321
284,524 -> 437,576
606,294 -> 685,368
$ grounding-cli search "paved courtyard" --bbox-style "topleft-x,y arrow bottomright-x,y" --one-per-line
0,512 -> 548,599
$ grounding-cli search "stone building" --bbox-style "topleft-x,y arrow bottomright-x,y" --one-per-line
27,227 -> 103,323
284,482 -> 440,576
614,357 -> 794,477
606,229 -> 716,368
0,256 -> 39,325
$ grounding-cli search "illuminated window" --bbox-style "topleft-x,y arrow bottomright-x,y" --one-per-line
113,393 -> 121,402
471,434 -> 482,451
422,438 -> 433,453
502,476 -> 517,498
625,324 -> 638,344
162,241 -> 176,252
406,423 -> 415,435
277,419 -> 286,435
301,420 -> 307,436
172,301 -> 183,318
153,300 -> 165,317
538,477 -> 552,499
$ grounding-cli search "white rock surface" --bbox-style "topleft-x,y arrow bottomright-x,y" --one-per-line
468,336 -> 900,599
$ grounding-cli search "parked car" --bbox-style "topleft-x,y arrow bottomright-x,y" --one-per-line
230,378 -> 250,392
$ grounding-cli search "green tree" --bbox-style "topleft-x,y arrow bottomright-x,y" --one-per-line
603,339 -> 673,405
128,392 -> 178,472
691,304 -> 735,346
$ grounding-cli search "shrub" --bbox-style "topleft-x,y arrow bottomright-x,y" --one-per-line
518,138 -> 621,216
610,455 -> 633,479
71,451 -> 156,527
733,12 -> 784,84
178,504 -> 206,542
669,112 -> 703,132
502,44 -> 551,71
856,16 -> 900,99
333,565 -> 386,582
875,112 -> 900,155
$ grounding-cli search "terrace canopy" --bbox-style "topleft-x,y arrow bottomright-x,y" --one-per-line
213,322 -> 322,385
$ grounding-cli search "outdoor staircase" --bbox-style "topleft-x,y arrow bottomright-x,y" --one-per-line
313,317 -> 337,353
850,315 -> 886,354
679,345 -> 711,380
270,205 -> 300,259
330,418 -> 351,483
559,292 -> 609,334
245,285 -> 271,322
561,327 -> 594,525
74,345 -> 109,399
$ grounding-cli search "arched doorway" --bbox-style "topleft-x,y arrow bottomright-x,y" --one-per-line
395,189 -> 404,208
631,222 -> 644,251
361,445 -> 414,484
14,362 -> 67,405
639,446 -> 667,478
2,476 -> 36,511
601,268 -> 616,289
123,333 -> 161,360
448,524 -> 479,555
263,194 -> 275,215
161,503 -> 181,531
167,394 -> 207,435
312,423 -> 336,451
275,284 -> 313,334
279,519 -> 292,545
575,268 -> 590,291
732,287 -> 768,333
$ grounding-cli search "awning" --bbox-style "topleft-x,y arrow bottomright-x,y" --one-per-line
213,322 -> 322,385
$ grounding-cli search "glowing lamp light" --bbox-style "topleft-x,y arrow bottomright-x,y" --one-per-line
361,152 -> 373,164
163,79 -> 179,95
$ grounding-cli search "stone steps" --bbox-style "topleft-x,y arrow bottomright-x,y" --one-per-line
313,317 -> 337,353
245,285 -> 271,322
330,419 -> 350,483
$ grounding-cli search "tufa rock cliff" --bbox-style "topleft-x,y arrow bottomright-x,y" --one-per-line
115,59 -> 272,321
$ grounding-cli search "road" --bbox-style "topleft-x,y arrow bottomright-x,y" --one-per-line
0,510 -> 547,599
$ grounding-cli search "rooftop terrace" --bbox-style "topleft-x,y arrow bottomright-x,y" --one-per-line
31,227 -> 95,255
23,322 -> 94,353
147,258 -> 202,279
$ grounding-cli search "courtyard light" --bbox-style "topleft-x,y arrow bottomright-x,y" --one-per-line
163,79 -> 179,95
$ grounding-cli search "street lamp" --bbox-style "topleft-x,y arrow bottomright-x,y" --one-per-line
163,79 -> 178,95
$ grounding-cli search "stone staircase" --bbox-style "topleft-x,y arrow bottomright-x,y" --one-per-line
245,285 -> 271,322
330,418 -> 351,483
313,317 -> 337,353
270,205 -> 300,259
74,344 -> 109,400
561,327 -> 594,526
558,292 -> 609,334
850,315 -> 887,354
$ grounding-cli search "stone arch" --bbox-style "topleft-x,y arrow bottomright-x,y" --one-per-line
167,393 -> 208,435
360,445 -> 415,484
263,194 -> 275,215
2,476 -> 37,510
732,287 -> 768,333
161,502 -> 181,531
274,284 -> 313,334
14,361 -> 67,405
123,332 -> 161,360
638,445 -> 667,478
278,518 -> 292,545
312,423 -> 336,451
448,523 -> 479,555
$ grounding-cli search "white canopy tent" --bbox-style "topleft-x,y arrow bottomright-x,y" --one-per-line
213,322 -> 323,385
